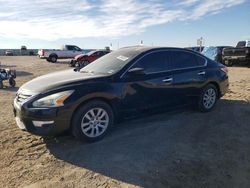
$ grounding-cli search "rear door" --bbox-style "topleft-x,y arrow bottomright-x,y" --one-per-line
170,50 -> 207,104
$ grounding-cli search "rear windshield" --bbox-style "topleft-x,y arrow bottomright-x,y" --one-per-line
80,48 -> 143,74
236,41 -> 246,47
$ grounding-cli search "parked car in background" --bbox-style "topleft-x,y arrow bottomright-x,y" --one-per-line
20,46 -> 28,55
186,46 -> 204,53
13,46 -> 229,142
20,45 -> 36,56
38,45 -> 84,63
5,50 -> 14,56
202,46 -> 233,64
70,50 -> 110,68
222,40 -> 250,66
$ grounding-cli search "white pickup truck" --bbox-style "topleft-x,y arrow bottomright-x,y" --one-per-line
38,45 -> 85,63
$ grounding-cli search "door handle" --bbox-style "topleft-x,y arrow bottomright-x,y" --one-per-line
198,71 -> 206,75
162,78 -> 173,83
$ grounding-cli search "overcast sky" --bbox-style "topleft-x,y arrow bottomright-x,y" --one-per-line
0,0 -> 249,49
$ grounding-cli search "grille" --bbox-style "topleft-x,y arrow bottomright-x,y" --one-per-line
224,49 -> 246,56
16,93 -> 32,103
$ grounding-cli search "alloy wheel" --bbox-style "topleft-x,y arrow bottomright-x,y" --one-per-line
203,88 -> 216,109
81,108 -> 109,138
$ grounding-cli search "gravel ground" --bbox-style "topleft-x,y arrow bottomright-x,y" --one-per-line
0,56 -> 250,188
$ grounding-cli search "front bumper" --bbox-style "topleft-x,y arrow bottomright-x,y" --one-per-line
13,99 -> 72,136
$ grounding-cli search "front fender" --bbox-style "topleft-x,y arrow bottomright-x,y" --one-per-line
70,82 -> 124,116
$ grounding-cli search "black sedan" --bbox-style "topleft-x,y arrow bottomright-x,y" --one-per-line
13,46 -> 229,142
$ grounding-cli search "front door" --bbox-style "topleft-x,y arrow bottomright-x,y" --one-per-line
120,50 -> 178,112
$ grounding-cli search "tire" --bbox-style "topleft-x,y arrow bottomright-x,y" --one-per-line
49,55 -> 58,63
72,100 -> 114,142
225,60 -> 233,67
0,81 -> 3,89
75,61 -> 81,68
9,78 -> 16,87
76,61 -> 88,69
198,84 -> 218,112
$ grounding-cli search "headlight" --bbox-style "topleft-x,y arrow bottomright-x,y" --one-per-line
32,90 -> 74,107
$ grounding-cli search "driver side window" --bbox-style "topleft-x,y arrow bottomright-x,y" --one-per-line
132,51 -> 170,74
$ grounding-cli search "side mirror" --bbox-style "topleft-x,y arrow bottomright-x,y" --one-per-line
127,67 -> 145,75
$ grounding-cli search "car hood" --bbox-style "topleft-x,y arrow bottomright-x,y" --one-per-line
19,69 -> 107,94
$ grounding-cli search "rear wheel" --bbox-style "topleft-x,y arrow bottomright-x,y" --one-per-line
9,78 -> 16,87
72,100 -> 114,142
49,55 -> 58,63
198,84 -> 218,112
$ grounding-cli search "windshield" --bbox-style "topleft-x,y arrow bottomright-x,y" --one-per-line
80,48 -> 142,74
202,47 -> 217,61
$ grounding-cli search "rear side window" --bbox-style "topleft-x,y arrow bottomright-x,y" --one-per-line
67,46 -> 74,50
133,51 -> 171,74
196,55 -> 206,66
171,51 -> 205,69
236,41 -> 246,47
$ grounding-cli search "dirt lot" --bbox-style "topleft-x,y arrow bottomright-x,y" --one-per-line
0,56 -> 250,188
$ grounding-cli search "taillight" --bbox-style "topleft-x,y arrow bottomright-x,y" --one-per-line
221,66 -> 228,76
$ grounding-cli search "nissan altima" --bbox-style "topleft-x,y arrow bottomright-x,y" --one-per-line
13,46 -> 229,142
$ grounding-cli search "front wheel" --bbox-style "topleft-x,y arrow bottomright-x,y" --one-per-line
77,61 -> 89,68
198,84 -> 218,112
72,100 -> 114,142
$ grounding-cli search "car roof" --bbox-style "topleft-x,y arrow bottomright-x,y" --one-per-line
204,46 -> 232,48
119,45 -> 196,54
